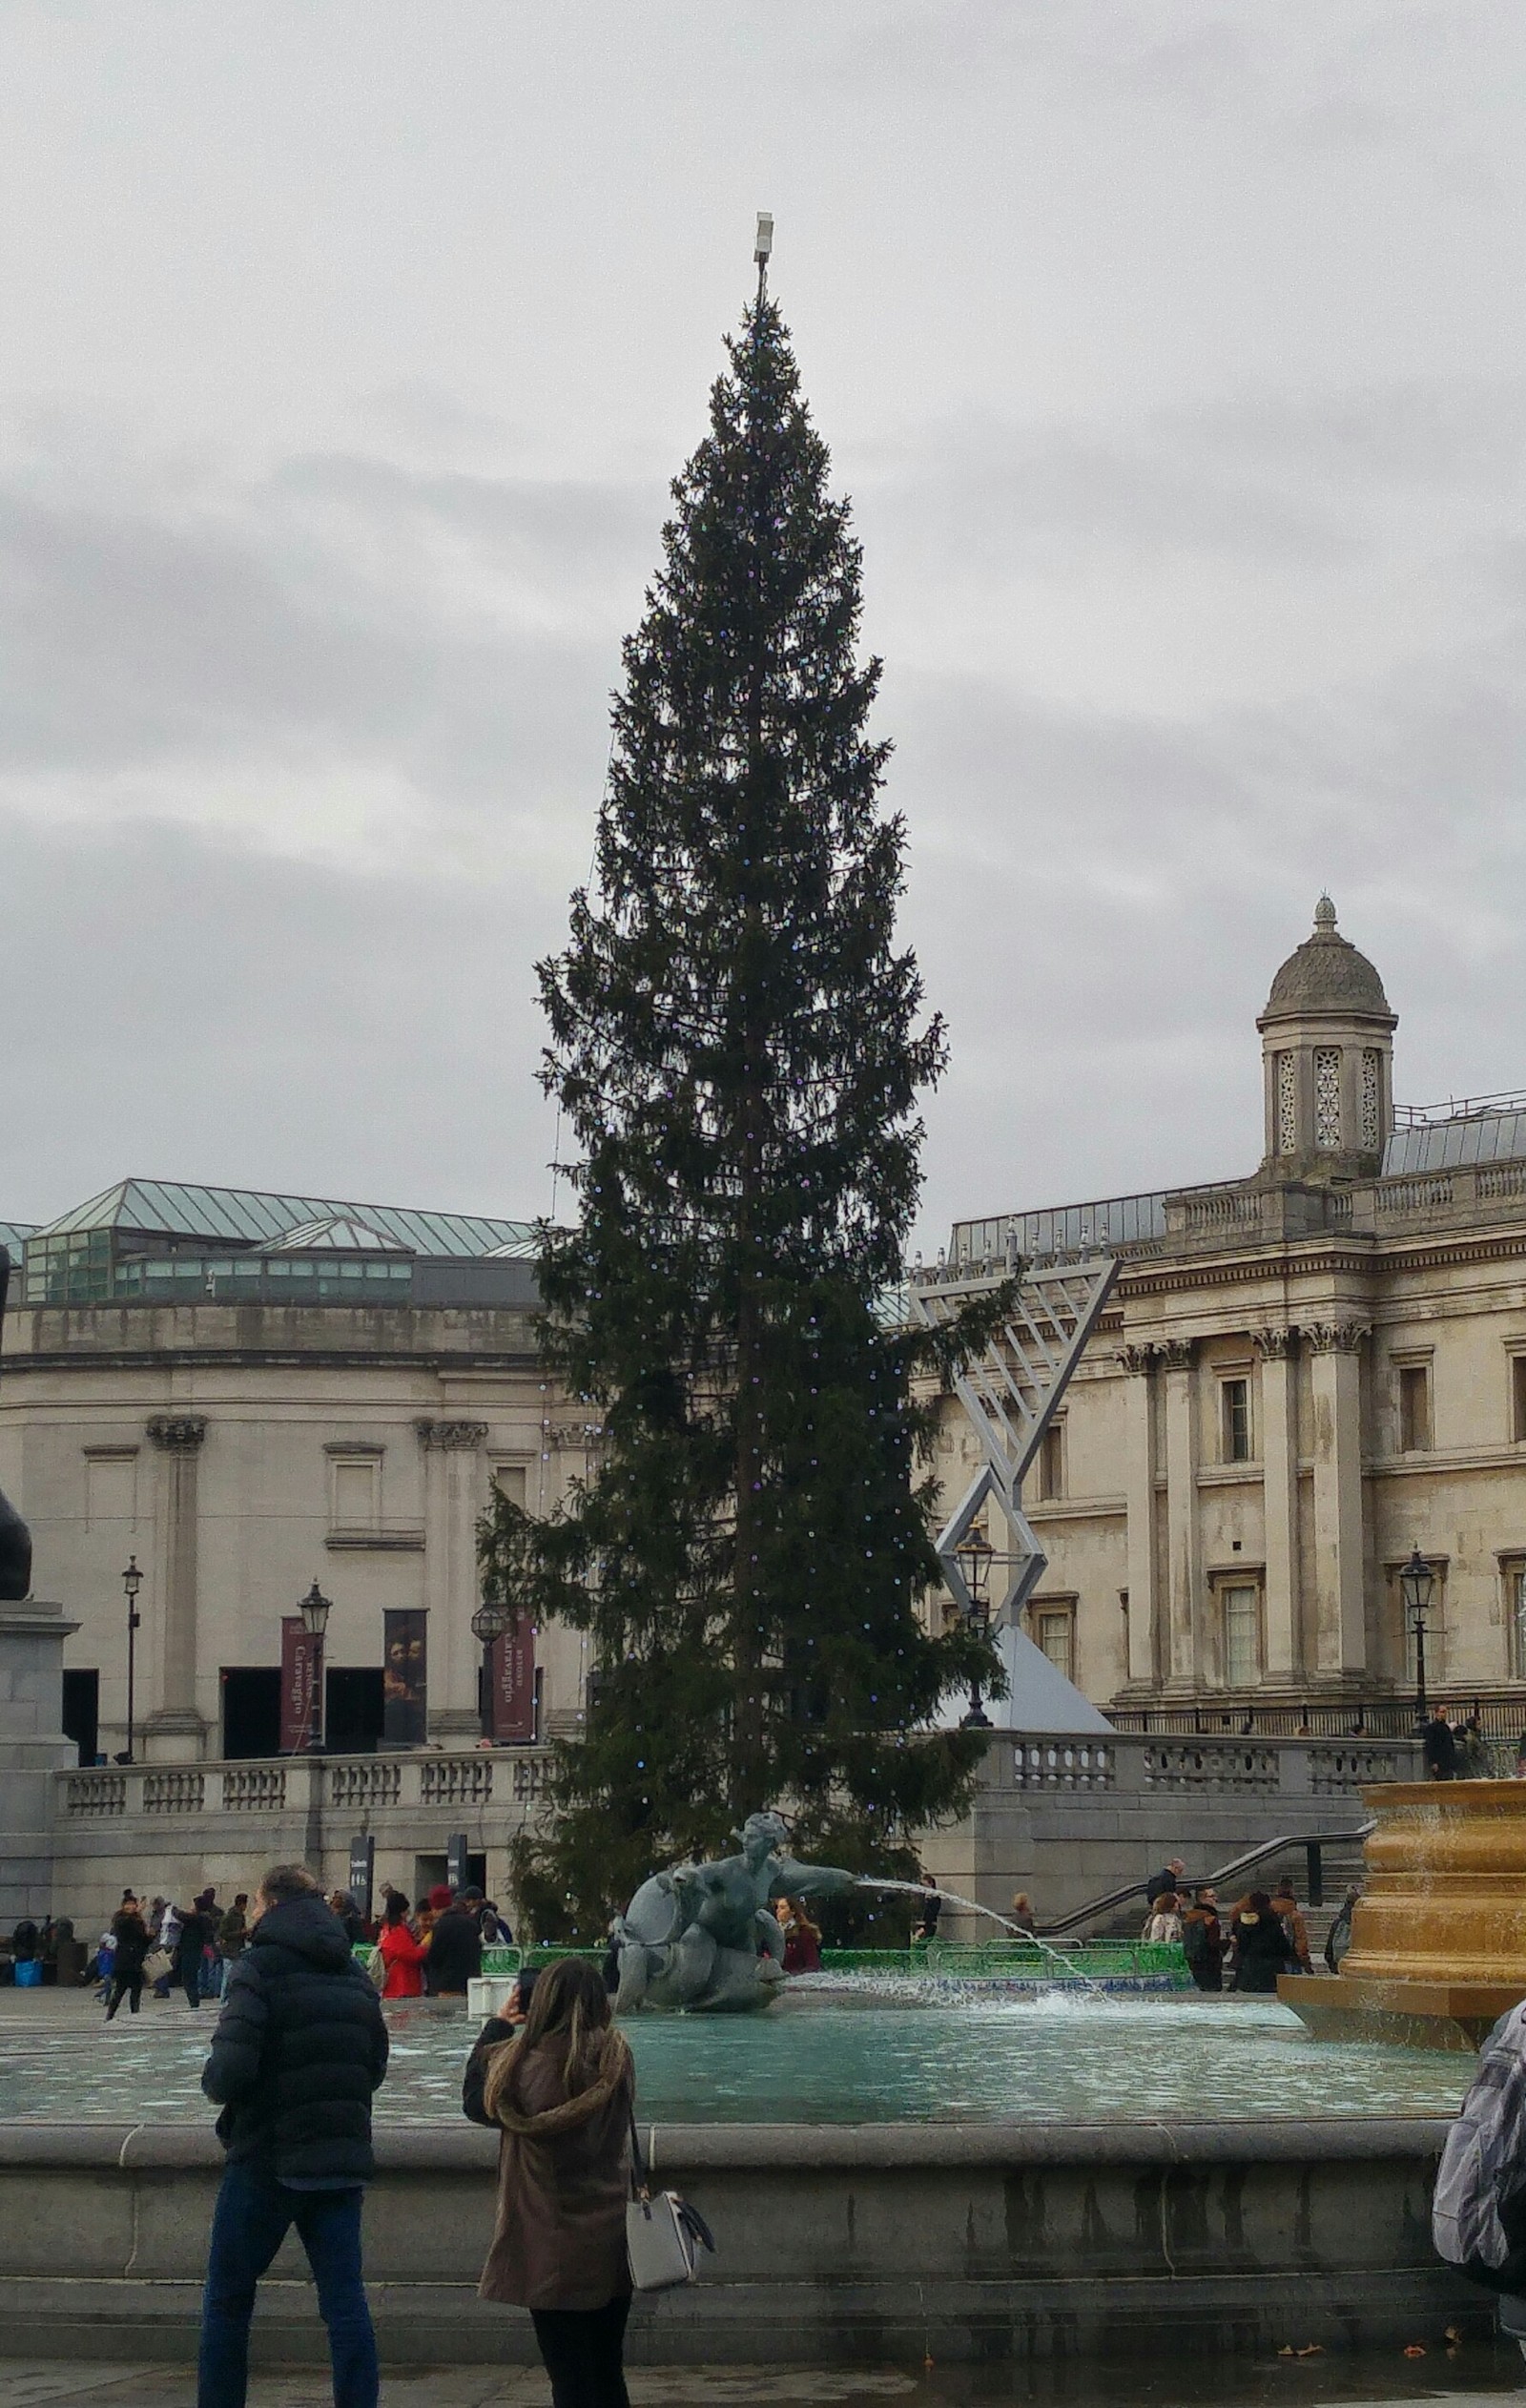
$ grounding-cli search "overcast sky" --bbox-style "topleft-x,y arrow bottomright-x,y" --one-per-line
4,1 -> 1525,1250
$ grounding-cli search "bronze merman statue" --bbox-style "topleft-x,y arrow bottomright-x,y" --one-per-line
612,1810 -> 856,2013
0,1252 -> 31,1601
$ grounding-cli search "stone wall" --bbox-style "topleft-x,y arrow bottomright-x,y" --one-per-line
923,1731 -> 1418,1929
0,2117 -> 1478,2365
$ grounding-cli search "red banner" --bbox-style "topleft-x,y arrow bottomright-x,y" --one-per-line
491,1614 -> 537,1743
279,1616 -> 320,1753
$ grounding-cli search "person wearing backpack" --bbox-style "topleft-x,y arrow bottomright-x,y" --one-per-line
1181,1887 -> 1224,1993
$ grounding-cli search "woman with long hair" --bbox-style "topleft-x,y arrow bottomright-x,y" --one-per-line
474,1954 -> 635,2408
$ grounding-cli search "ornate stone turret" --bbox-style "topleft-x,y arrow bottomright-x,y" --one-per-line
1257,895 -> 1396,1183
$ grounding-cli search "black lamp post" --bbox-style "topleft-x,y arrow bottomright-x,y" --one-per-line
957,1526 -> 995,1729
299,1579 -> 332,1754
1399,1547 -> 1435,1727
470,1588 -> 512,1743
121,1556 -> 142,1764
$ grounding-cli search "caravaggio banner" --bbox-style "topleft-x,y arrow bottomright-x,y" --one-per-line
279,1615 -> 320,1754
490,1614 -> 537,1743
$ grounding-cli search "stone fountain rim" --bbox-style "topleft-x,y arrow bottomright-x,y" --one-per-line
0,2115 -> 1454,2172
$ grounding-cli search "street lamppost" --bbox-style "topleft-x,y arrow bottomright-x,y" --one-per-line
1400,1547 -> 1435,1728
299,1579 -> 332,1754
957,1526 -> 995,1729
470,1588 -> 512,1744
121,1556 -> 142,1764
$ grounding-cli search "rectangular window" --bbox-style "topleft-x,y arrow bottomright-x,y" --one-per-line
1222,1378 -> 1250,1463
1037,1422 -> 1064,1501
331,1458 -> 378,1530
1399,1363 -> 1432,1453
1513,1357 -> 1526,1443
1034,1608 -> 1075,1684
1223,1585 -> 1261,1689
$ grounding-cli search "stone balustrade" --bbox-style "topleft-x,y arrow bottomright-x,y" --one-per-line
60,1747 -> 554,1824
52,1748 -> 558,1922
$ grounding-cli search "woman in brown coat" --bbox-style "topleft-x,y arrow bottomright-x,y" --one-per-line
467,1956 -> 635,2408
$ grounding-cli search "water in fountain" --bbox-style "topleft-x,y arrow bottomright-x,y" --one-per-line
852,1877 -> 1113,2002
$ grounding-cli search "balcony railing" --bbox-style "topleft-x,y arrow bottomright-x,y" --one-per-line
60,1747 -> 556,1822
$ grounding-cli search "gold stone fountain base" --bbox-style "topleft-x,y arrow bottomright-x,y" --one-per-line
1280,1779 -> 1526,2051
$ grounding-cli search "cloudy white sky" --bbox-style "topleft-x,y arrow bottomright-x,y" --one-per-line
4,1 -> 1525,1250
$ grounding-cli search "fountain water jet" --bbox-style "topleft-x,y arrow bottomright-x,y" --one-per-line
853,1877 -> 1113,2002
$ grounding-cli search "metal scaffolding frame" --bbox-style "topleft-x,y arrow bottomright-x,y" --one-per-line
910,1256 -> 1118,1625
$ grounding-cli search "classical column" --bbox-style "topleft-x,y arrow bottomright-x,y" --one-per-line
1117,1346 -> 1160,1685
1252,1327 -> 1300,1680
144,1414 -> 208,1761
415,1420 -> 488,1741
1306,1321 -> 1369,1678
1160,1339 -> 1201,1689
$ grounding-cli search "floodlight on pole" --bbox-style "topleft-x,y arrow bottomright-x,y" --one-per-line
754,212 -> 773,301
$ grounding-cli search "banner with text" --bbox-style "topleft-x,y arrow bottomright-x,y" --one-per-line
279,1616 -> 320,1754
491,1614 -> 537,1743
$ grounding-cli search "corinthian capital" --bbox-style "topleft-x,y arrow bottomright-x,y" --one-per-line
1305,1319 -> 1369,1354
1250,1326 -> 1297,1361
1115,1344 -> 1154,1377
1158,1339 -> 1194,1372
146,1414 -> 208,1453
414,1418 -> 489,1452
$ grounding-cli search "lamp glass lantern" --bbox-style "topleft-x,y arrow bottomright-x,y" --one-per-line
299,1580 -> 333,1641
1399,1547 -> 1434,1625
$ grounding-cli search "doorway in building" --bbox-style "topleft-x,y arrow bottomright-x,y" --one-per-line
221,1668 -> 281,1759
414,1852 -> 486,1899
62,1669 -> 99,1767
325,1668 -> 385,1755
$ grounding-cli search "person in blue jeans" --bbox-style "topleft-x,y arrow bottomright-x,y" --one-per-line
198,1862 -> 389,2408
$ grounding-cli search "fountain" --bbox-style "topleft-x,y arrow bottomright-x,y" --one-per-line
611,1810 -> 858,2011
1281,1775 -> 1526,2050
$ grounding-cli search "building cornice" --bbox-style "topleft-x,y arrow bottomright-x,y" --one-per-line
0,1349 -> 539,1376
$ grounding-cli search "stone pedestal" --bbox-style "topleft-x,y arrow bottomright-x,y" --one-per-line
0,1598 -> 79,1920
1281,1778 -> 1526,2050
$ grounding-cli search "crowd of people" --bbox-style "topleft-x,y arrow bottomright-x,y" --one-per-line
1140,1857 -> 1344,1993
57,1879 -> 515,2015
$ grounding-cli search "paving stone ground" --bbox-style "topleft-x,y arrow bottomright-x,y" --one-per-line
3,2357 -> 1526,2408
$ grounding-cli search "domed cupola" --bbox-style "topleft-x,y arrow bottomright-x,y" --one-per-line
1257,896 -> 1396,1181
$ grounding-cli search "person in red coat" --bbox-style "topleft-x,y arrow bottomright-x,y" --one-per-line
779,1899 -> 822,1975
377,1893 -> 428,2000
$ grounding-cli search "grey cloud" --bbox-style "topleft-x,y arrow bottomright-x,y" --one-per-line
1,810 -> 563,1228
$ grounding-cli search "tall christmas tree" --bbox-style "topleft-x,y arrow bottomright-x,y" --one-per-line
486,266 -> 1005,1938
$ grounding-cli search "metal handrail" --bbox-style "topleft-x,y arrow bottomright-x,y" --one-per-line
1041,1825 -> 1371,1935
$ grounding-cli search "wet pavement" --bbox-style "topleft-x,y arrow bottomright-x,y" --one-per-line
2,2347 -> 1525,2408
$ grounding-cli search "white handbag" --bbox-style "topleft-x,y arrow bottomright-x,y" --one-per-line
625,2112 -> 715,2292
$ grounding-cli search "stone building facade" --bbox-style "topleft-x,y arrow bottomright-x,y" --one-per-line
946,900 -> 1526,1732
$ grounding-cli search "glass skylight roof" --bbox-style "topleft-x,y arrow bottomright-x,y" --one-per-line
33,1178 -> 536,1260
1382,1113 -> 1526,1174
0,1222 -> 36,1267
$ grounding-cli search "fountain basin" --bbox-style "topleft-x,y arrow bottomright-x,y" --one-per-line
1281,1779 -> 1526,2048
0,2112 -> 1482,2366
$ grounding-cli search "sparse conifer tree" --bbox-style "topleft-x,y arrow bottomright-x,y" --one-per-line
485,287 -> 1004,1938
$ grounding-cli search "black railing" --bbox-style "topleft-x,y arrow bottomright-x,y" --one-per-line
1042,1826 -> 1371,1936
1109,1692 -> 1526,1742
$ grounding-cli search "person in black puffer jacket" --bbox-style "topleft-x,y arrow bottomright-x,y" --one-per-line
198,1863 -> 388,2408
